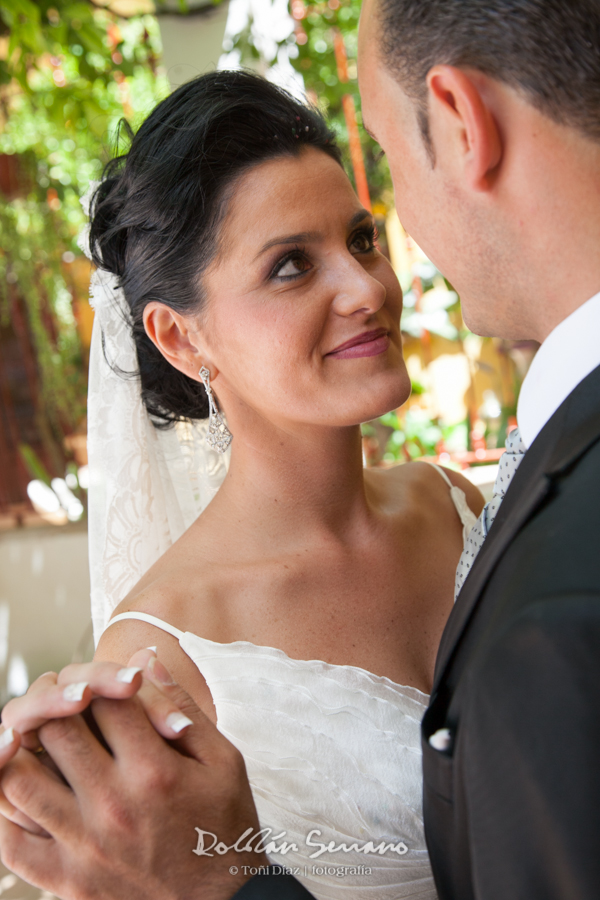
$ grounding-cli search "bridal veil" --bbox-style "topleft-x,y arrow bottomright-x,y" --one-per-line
80,184 -> 230,646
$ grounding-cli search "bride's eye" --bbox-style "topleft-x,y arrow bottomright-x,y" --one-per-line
271,250 -> 312,280
349,225 -> 379,255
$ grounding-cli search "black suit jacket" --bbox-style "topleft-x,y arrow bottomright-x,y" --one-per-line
422,361 -> 600,900
235,363 -> 600,900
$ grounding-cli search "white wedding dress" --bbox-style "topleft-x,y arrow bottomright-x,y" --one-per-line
104,468 -> 475,900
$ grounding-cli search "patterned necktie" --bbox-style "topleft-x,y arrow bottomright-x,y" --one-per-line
455,427 -> 527,599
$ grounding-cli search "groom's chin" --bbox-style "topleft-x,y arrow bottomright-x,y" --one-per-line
460,300 -> 535,343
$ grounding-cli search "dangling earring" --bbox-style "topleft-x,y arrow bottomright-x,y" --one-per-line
199,366 -> 232,453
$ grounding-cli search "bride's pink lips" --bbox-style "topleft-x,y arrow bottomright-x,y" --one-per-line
326,328 -> 390,360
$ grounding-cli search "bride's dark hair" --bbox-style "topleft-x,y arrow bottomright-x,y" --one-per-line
89,70 -> 342,425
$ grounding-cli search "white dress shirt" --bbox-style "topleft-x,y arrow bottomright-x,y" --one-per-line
517,291 -> 600,449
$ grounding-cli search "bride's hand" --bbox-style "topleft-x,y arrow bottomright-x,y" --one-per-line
0,651 -> 201,834
0,650 -> 196,748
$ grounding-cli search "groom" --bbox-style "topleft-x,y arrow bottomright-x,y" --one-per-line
1,0 -> 600,898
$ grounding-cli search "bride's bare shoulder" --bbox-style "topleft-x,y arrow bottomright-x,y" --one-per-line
108,527 -> 225,635
368,459 -> 484,518
93,529 -> 223,721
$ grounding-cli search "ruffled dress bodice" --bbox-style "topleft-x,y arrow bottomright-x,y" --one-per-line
108,612 -> 437,900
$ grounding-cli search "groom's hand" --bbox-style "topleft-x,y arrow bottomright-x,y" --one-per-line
0,653 -> 265,900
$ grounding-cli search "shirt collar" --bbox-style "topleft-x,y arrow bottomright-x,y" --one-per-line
517,291 -> 600,449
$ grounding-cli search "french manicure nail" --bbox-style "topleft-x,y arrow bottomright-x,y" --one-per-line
146,646 -> 157,653
166,712 -> 193,734
147,655 -> 176,685
115,666 -> 143,684
63,682 -> 89,702
0,728 -> 15,750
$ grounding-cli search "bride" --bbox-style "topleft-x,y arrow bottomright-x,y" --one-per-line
18,70 -> 484,899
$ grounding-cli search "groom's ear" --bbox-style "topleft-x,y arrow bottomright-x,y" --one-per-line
426,65 -> 502,193
143,302 -> 214,383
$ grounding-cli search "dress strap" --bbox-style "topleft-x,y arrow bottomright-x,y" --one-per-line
423,461 -> 478,541
106,611 -> 184,641
425,462 -> 454,490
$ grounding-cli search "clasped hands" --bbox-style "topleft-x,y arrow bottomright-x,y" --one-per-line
0,648 -> 265,900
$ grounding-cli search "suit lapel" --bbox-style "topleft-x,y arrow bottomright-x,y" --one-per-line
433,363 -> 600,692
432,441 -> 555,687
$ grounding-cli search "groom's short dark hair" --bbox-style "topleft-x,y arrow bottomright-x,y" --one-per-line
378,0 -> 600,145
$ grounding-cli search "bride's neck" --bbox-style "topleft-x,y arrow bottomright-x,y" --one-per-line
209,419 -> 372,545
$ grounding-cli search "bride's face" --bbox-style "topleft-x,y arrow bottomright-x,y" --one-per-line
158,146 -> 410,431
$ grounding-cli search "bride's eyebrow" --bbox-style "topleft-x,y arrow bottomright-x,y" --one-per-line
349,210 -> 375,229
253,210 -> 373,262
254,231 -> 321,261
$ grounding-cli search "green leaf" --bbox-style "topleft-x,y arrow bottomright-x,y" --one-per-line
19,444 -> 52,486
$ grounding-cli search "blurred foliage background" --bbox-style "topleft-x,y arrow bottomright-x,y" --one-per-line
0,0 -> 168,521
0,0 -> 536,527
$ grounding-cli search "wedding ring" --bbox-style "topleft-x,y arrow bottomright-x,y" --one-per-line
33,745 -> 47,757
